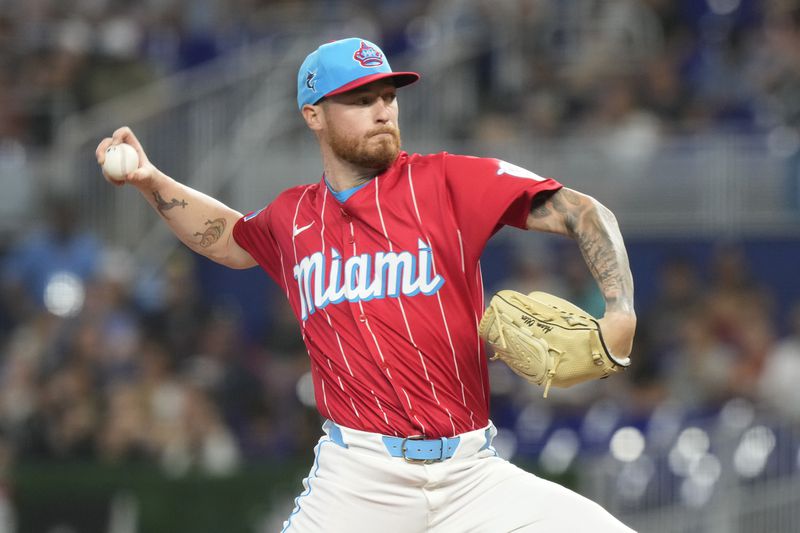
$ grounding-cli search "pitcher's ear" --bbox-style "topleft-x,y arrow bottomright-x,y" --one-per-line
302,103 -> 324,131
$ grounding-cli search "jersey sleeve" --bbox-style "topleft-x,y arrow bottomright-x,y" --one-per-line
232,204 -> 284,287
443,154 -> 563,254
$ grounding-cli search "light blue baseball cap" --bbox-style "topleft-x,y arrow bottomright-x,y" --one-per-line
297,37 -> 420,109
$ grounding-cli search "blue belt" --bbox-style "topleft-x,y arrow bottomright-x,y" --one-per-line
325,420 -> 461,463
381,435 -> 461,463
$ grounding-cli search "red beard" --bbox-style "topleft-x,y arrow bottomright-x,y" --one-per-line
326,124 -> 401,170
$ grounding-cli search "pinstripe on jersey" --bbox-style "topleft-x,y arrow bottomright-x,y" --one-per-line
233,151 -> 562,437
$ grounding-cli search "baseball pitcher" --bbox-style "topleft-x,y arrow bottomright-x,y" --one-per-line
96,37 -> 637,533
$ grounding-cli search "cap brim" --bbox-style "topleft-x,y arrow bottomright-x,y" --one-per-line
324,72 -> 420,99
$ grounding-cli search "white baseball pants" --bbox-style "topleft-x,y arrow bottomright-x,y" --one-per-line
282,420 -> 636,533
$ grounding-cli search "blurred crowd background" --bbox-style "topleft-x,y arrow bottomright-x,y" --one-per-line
1,0 -> 800,532
1,0 -> 799,144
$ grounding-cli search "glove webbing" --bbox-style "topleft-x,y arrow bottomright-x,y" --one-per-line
489,300 -> 561,398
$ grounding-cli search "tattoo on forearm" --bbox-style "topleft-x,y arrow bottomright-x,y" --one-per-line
576,219 -> 620,297
194,218 -> 226,248
153,191 -> 188,218
540,190 -> 634,313
576,207 -> 634,313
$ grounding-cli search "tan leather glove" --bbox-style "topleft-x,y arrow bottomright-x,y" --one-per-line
479,290 -> 631,397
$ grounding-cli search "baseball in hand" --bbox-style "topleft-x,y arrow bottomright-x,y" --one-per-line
103,143 -> 139,182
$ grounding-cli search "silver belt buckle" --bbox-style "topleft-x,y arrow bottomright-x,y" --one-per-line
401,435 -> 434,464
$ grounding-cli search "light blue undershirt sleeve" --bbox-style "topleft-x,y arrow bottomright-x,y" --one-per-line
324,177 -> 370,203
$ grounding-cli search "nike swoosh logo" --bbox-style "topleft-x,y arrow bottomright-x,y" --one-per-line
293,221 -> 315,237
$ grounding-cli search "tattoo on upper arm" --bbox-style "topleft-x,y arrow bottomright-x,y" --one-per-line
194,218 -> 227,248
530,202 -> 551,218
551,189 -> 583,230
530,188 -> 582,220
153,191 -> 188,218
529,188 -> 585,234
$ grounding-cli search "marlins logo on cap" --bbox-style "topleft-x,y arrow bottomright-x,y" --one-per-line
296,37 -> 419,109
305,70 -> 318,92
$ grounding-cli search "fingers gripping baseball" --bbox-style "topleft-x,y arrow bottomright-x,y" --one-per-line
95,126 -> 158,189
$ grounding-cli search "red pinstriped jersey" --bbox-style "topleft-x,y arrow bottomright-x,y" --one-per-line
233,152 -> 562,438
